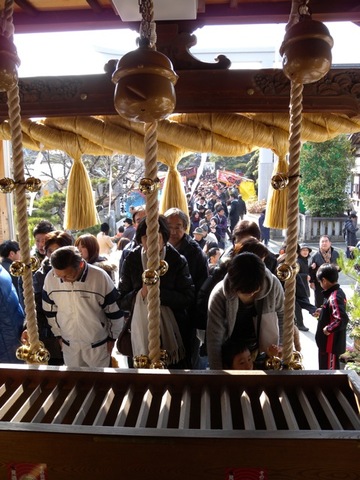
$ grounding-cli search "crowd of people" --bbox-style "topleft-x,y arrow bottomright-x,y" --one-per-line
0,179 -> 351,372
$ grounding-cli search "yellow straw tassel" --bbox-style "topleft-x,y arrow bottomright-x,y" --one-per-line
64,156 -> 99,230
264,154 -> 289,230
159,165 -> 188,215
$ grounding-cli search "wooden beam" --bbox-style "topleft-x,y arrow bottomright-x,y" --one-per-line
1,67 -> 359,120
10,1 -> 360,34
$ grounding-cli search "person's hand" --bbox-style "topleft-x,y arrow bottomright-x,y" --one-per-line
313,308 -> 321,318
309,282 -> 315,290
141,284 -> 148,299
323,326 -> 331,336
21,329 -> 29,345
310,262 -> 316,269
267,344 -> 282,357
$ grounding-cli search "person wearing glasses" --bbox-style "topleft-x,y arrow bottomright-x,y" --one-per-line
42,246 -> 123,368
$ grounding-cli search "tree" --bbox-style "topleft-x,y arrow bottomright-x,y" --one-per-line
299,135 -> 354,217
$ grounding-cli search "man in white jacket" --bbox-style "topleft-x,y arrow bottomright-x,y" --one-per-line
207,252 -> 284,369
43,246 -> 123,368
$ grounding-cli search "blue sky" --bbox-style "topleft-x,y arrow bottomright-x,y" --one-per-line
14,21 -> 360,77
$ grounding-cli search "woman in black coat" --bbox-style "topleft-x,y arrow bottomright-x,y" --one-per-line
118,215 -> 195,368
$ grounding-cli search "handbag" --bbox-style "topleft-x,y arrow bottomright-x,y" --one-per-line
116,313 -> 133,357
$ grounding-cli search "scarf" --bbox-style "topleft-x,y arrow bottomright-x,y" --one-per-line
320,248 -> 332,264
130,246 -> 185,365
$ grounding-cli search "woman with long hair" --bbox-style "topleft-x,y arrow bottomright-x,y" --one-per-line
75,234 -> 117,282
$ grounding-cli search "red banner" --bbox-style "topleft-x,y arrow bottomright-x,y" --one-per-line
217,169 -> 246,185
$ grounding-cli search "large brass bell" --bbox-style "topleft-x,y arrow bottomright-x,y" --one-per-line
112,44 -> 178,123
0,34 -> 20,92
280,16 -> 333,84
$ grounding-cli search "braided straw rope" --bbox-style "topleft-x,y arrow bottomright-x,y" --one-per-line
282,81 -> 304,366
3,0 -> 42,362
144,121 -> 161,364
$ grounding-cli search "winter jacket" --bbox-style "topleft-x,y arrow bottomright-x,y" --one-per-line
0,265 -> 25,363
118,243 -> 195,356
207,267 -> 284,369
343,219 -> 358,247
315,284 -> 349,356
43,262 -> 123,345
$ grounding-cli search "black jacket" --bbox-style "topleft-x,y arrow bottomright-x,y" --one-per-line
118,243 -> 195,355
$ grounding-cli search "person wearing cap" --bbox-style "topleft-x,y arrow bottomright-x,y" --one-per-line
201,224 -> 219,248
343,211 -> 358,258
297,244 -> 313,299
296,243 -> 317,331
193,227 -> 206,249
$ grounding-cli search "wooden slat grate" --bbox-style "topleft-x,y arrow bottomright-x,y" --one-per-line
0,367 -> 359,435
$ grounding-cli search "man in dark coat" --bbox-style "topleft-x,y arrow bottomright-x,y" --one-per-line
343,212 -> 358,258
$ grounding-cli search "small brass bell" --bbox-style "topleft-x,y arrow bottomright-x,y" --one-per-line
112,45 -> 178,123
0,34 -> 20,92
280,16 -> 333,84
34,346 -> 50,364
271,173 -> 289,191
265,356 -> 282,370
25,177 -> 42,193
133,354 -> 151,368
160,349 -> 169,365
139,177 -> 160,195
158,260 -> 169,276
150,360 -> 166,369
29,256 -> 40,272
16,344 -> 30,361
0,177 -> 15,193
276,263 -> 293,282
10,261 -> 25,277
142,268 -> 159,285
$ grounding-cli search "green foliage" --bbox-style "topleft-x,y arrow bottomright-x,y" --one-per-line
72,224 -> 101,240
300,135 -> 354,216
337,249 -> 360,338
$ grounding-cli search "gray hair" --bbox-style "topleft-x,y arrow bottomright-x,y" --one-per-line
163,207 -> 189,229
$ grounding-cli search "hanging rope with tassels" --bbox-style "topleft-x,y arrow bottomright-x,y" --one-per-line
267,0 -> 333,369
112,0 -> 178,368
0,0 -> 49,364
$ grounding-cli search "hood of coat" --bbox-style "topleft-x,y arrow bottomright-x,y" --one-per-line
93,259 -> 117,273
222,266 -> 275,300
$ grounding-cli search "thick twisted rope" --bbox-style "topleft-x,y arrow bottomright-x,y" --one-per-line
144,121 -> 161,364
139,0 -> 156,48
139,0 -> 161,364
282,81 -> 304,365
3,1 -> 42,361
